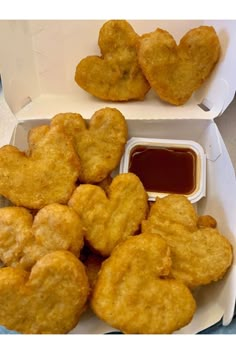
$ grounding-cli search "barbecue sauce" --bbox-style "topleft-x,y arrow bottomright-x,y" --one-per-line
128,146 -> 196,194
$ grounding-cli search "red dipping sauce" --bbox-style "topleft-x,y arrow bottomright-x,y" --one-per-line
128,146 -> 196,195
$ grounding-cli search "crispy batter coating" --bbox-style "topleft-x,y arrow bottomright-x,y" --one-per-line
68,173 -> 149,256
75,20 -> 150,101
138,26 -> 220,105
0,250 -> 89,334
142,195 -> 233,288
197,215 -> 217,229
51,108 -> 128,183
147,195 -> 198,233
0,125 -> 80,209
91,233 -> 196,334
0,204 -> 84,270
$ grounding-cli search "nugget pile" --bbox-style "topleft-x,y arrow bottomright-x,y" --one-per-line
75,20 -> 221,105
0,107 -> 128,334
0,107 -> 233,334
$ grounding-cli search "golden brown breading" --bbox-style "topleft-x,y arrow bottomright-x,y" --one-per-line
91,233 -> 196,334
75,20 -> 150,101
0,250 -> 89,334
0,125 -> 80,209
0,204 -> 84,270
138,26 -> 220,105
0,207 -> 34,269
68,173 -> 149,256
142,195 -> 233,288
51,108 -> 128,183
146,194 -> 198,232
197,215 -> 217,229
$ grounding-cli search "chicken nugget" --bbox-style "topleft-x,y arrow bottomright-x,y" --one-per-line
91,233 -> 196,334
142,195 -> 233,288
138,26 -> 220,105
68,173 -> 149,256
0,207 -> 34,269
75,20 -> 150,101
0,204 -> 84,270
143,194 -> 198,233
0,125 -> 80,209
0,250 -> 89,334
51,107 -> 128,183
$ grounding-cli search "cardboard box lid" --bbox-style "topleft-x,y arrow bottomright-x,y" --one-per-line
0,20 -> 236,123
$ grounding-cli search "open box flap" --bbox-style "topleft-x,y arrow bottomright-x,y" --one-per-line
0,21 -> 40,115
0,96 -> 17,145
0,20 -> 236,121
202,20 -> 236,114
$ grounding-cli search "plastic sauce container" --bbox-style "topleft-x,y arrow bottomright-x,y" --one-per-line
119,138 -> 206,203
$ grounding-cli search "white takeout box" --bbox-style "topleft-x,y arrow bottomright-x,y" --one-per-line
0,20 -> 236,334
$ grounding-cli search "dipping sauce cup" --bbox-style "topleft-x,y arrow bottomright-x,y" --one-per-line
120,138 -> 206,203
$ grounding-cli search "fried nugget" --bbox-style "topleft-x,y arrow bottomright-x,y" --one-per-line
51,108 -> 128,183
138,26 -> 220,105
0,251 -> 89,334
91,233 -> 196,334
0,125 -> 80,209
142,195 -> 233,288
147,194 -> 198,233
75,20 -> 150,101
0,204 -> 84,270
197,215 -> 217,229
68,173 -> 149,256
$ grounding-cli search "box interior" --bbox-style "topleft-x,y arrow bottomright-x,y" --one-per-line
6,117 -> 236,334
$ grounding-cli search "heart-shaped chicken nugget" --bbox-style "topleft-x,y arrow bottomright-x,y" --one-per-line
75,20 -> 150,101
0,204 -> 84,270
0,125 -> 80,209
0,250 -> 89,334
51,107 -> 128,183
138,26 -> 220,105
68,173 -> 149,256
142,195 -> 233,288
91,233 -> 196,334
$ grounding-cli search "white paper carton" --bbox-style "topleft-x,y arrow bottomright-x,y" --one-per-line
0,20 -> 236,334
